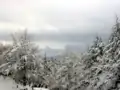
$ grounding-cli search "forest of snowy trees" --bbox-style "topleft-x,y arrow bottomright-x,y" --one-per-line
0,18 -> 120,90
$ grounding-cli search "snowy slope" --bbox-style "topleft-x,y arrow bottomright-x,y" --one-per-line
0,76 -> 19,90
0,76 -> 32,90
0,76 -> 50,90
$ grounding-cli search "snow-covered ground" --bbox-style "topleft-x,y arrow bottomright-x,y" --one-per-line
33,88 -> 49,90
0,76 -> 31,90
0,76 -> 18,90
0,76 -> 49,90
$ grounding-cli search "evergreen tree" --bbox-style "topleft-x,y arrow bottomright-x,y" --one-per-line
104,16 -> 120,63
88,36 -> 104,56
2,30 -> 40,86
84,36 -> 104,68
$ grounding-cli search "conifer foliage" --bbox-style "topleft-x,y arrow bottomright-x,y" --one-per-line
1,31 -> 40,85
104,16 -> 120,63
84,36 -> 104,68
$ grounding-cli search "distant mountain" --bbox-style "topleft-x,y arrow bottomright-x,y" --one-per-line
40,44 -> 83,58
65,44 -> 84,52
40,46 -> 64,58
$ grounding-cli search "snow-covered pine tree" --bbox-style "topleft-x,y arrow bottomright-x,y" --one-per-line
2,30 -> 42,86
103,16 -> 120,64
83,36 -> 104,68
82,17 -> 120,90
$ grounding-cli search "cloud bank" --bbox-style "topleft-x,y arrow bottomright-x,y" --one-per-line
0,0 -> 120,49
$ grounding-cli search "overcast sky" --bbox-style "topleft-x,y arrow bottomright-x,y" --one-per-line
0,0 -> 120,49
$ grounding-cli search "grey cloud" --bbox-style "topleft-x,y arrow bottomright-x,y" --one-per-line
0,30 -> 109,43
33,32 -> 109,42
0,0 -> 119,49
